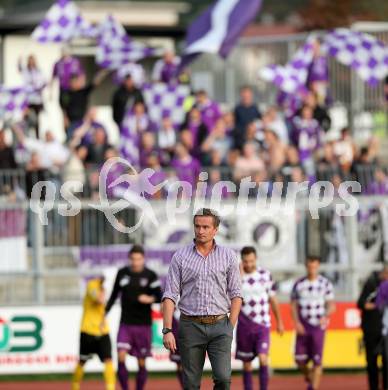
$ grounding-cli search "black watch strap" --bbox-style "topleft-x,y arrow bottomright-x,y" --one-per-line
162,327 -> 173,335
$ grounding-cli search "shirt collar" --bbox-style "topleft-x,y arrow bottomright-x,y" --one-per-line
192,239 -> 217,253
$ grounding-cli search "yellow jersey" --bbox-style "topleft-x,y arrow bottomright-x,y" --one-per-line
80,279 -> 109,336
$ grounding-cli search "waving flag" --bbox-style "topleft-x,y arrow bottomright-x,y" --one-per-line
119,110 -> 156,169
143,83 -> 191,126
0,86 -> 28,121
31,0 -> 97,43
119,113 -> 142,169
119,82 -> 190,167
180,0 -> 262,70
96,15 -> 156,70
322,28 -> 388,86
259,36 -> 316,94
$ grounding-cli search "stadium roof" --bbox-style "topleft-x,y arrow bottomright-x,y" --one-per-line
243,24 -> 299,38
0,1 -> 190,37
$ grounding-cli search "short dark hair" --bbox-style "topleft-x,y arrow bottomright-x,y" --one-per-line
306,255 -> 321,263
196,89 -> 207,96
240,85 -> 252,92
360,146 -> 368,156
193,208 -> 220,228
241,246 -> 257,257
129,244 -> 145,257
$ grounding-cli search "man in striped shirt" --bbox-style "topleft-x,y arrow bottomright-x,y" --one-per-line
162,208 -> 242,390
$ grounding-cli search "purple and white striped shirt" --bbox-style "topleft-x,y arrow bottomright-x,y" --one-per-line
163,241 -> 242,316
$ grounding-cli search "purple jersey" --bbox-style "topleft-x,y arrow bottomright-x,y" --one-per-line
104,162 -> 129,199
308,56 -> 329,84
198,100 -> 222,131
205,182 -> 231,199
377,280 -> 388,335
80,121 -> 107,146
365,181 -> 388,195
53,56 -> 84,90
170,156 -> 201,189
121,114 -> 155,135
240,268 -> 276,328
188,123 -> 201,147
152,58 -> 180,84
141,168 -> 167,200
276,91 -> 302,119
292,117 -> 322,162
139,149 -> 155,169
291,275 -> 334,327
376,280 -> 388,309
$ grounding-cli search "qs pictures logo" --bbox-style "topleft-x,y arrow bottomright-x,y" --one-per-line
0,316 -> 43,353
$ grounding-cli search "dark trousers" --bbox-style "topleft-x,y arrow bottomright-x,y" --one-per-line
365,332 -> 386,390
178,317 -> 233,390
28,104 -> 43,139
382,334 -> 388,390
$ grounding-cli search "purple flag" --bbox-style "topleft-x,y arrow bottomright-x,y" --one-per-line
291,116 -> 323,163
322,28 -> 388,86
31,0 -> 97,43
119,82 -> 190,167
180,0 -> 262,69
119,114 -> 142,169
308,55 -> 329,84
0,86 -> 28,120
96,15 -> 156,69
142,82 -> 191,127
119,110 -> 156,169
260,36 -> 316,94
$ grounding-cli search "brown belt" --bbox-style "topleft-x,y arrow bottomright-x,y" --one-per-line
180,313 -> 227,325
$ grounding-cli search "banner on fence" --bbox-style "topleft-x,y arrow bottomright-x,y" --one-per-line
0,209 -> 27,272
0,303 -> 365,374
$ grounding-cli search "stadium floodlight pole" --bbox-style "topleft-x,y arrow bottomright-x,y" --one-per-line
344,213 -> 359,300
225,56 -> 236,107
30,201 -> 45,305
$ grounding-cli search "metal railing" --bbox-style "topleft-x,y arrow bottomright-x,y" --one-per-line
0,194 -> 387,306
1,164 -> 387,201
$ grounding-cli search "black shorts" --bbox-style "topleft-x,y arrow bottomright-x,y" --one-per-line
59,88 -> 68,109
79,332 -> 112,362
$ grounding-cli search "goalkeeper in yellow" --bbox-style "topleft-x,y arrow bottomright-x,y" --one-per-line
72,276 -> 115,390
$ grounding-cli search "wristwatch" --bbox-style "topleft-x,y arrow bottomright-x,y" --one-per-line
162,328 -> 173,335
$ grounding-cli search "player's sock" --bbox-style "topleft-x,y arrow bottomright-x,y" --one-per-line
259,365 -> 269,390
118,362 -> 129,390
243,370 -> 253,390
104,361 -> 116,390
72,363 -> 84,390
136,366 -> 148,390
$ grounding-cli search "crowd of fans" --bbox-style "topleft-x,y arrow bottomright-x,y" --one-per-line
0,48 -> 387,201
